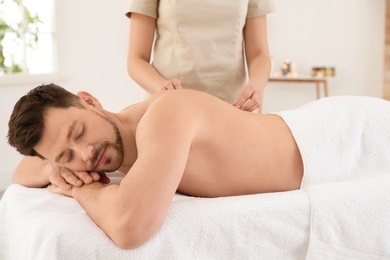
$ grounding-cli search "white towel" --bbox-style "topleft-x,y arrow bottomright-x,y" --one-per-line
0,181 -> 310,260
277,96 -> 390,188
305,173 -> 390,259
277,96 -> 390,258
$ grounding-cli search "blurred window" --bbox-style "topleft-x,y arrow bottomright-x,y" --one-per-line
0,0 -> 55,76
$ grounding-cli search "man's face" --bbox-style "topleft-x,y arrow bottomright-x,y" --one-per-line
35,106 -> 124,173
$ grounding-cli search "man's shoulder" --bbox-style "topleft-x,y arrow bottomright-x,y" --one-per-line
148,90 -> 206,112
143,91 -> 193,119
135,91 -> 202,140
138,89 -> 227,128
157,89 -> 204,101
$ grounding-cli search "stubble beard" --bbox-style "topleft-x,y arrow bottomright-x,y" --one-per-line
90,113 -> 124,173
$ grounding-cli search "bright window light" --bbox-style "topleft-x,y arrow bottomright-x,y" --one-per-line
0,0 -> 55,76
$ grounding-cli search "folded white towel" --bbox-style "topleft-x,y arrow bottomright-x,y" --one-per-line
305,173 -> 390,259
277,96 -> 390,258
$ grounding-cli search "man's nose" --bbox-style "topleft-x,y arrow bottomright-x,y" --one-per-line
80,144 -> 94,162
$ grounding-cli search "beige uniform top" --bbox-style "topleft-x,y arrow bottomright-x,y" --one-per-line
126,0 -> 275,103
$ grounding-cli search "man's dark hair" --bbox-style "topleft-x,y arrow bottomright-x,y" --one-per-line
7,83 -> 84,158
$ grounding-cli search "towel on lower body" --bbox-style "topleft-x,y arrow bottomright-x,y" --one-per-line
278,96 -> 390,258
278,96 -> 390,188
305,173 -> 390,259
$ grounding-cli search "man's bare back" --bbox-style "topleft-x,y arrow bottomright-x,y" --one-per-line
119,89 -> 303,197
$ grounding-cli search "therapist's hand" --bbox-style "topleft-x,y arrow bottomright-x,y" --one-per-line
233,83 -> 263,112
161,78 -> 183,91
45,162 -> 109,191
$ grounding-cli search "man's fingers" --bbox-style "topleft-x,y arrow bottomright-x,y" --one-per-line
61,170 -> 83,187
48,183 -> 73,197
74,171 -> 94,184
49,173 -> 73,190
72,171 -> 108,185
47,184 -> 56,193
59,181 -> 72,190
89,172 -> 101,182
48,183 -> 67,193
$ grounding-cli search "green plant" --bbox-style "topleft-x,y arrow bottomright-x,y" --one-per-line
0,0 -> 42,74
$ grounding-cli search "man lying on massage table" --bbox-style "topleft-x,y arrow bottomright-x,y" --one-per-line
7,84 -> 390,249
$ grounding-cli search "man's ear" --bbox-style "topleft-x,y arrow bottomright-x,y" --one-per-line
77,91 -> 103,110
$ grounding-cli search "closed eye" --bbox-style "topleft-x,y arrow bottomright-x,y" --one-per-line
76,126 -> 84,140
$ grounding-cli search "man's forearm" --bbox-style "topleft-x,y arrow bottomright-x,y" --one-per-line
71,183 -> 138,248
13,156 -> 50,188
69,181 -> 164,249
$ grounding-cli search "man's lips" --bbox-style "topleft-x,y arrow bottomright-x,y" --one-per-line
95,147 -> 107,168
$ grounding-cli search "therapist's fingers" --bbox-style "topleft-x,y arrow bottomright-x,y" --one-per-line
161,78 -> 183,91
170,78 -> 183,89
233,86 -> 255,109
162,81 -> 175,91
241,100 -> 258,112
240,91 -> 262,112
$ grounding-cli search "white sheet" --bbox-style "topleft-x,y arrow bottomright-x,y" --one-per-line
2,175 -> 390,260
0,180 -> 310,260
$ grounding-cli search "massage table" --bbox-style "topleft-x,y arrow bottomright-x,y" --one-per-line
1,173 -> 389,260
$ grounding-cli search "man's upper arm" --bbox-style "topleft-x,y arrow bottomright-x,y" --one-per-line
130,98 -> 195,193
116,95 -> 197,239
